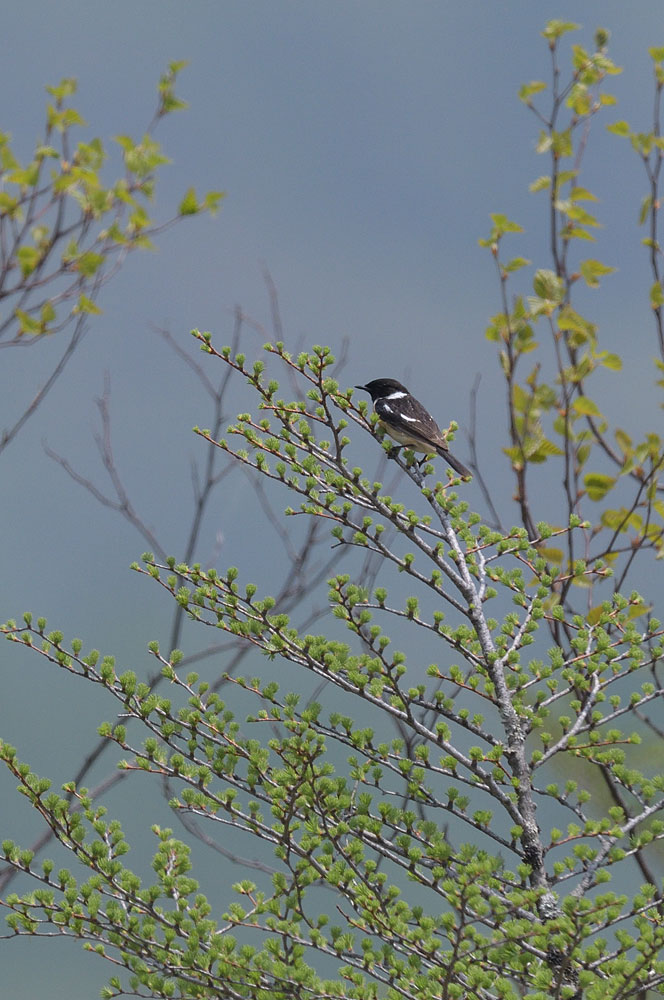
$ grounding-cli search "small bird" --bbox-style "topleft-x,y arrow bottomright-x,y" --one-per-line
355,377 -> 471,478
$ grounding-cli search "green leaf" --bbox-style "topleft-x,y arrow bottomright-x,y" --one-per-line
569,187 -> 598,204
650,281 -> 664,309
74,251 -> 105,277
595,27 -> 610,50
579,258 -> 616,288
557,306 -> 596,342
0,140 -> 19,172
529,175 -> 551,193
512,384 -> 530,414
74,294 -> 102,316
600,508 -> 626,530
46,78 -> 77,101
161,95 -> 188,114
75,137 -> 105,170
519,80 -> 547,103
607,120 -> 630,137
577,443 -> 590,467
47,105 -> 86,132
37,146 -> 58,163
584,472 -> 616,501
204,190 -> 225,215
489,213 -> 524,235
178,187 -> 199,215
551,129 -> 573,158
17,246 -> 42,277
564,204 -> 600,227
586,605 -> 603,626
528,438 -> 564,460
572,396 -> 601,417
555,169 -> 579,191
532,268 -> 565,304
599,352 -> 622,371
601,507 -> 642,532
639,194 -> 652,226
504,257 -> 530,273
538,546 -> 563,566
563,226 -> 596,242
542,20 -> 580,42
15,309 -> 42,335
0,196 -> 20,221
40,301 -> 56,325
119,134 -> 170,178
615,428 -> 633,454
567,83 -> 592,116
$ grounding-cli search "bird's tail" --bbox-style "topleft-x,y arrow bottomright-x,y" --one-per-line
437,446 -> 472,479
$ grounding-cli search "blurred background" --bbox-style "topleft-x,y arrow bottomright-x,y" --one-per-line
2,3 -> 663,995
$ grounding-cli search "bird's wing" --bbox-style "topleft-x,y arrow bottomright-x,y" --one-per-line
376,395 -> 447,448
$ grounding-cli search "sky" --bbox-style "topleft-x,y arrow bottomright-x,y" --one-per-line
2,3 -> 664,996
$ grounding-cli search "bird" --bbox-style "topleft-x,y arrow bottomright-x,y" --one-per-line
355,377 -> 471,478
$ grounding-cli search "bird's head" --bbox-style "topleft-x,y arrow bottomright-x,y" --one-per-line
355,378 -> 409,401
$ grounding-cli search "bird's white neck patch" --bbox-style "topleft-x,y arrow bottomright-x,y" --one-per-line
384,390 -> 407,400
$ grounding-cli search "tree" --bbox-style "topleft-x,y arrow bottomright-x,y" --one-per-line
1,21 -> 663,1000
0,61 -> 222,456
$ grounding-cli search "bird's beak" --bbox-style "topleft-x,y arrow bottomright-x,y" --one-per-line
355,384 -> 367,391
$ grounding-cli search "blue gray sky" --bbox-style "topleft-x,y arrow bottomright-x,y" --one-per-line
2,3 -> 664,996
